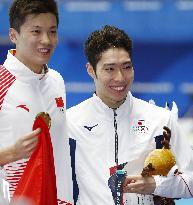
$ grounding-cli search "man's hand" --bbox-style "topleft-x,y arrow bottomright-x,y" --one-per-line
122,175 -> 156,195
12,128 -> 41,160
0,129 -> 41,166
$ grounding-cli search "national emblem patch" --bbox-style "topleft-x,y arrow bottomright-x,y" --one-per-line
130,119 -> 149,135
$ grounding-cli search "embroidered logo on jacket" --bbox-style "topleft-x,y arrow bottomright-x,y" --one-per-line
130,119 -> 149,135
16,104 -> 30,112
55,97 -> 64,112
84,124 -> 98,131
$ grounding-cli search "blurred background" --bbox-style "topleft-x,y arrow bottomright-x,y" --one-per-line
0,0 -> 193,204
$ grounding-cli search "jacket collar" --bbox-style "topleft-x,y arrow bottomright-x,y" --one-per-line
3,49 -> 48,84
92,92 -> 133,120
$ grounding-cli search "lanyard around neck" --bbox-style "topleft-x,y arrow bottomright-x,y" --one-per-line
113,109 -> 119,165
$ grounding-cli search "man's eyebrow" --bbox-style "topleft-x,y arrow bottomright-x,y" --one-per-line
104,61 -> 132,66
103,63 -> 116,66
31,25 -> 57,29
122,61 -> 132,65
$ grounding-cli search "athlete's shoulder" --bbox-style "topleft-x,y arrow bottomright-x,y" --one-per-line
0,65 -> 16,111
133,96 -> 171,117
0,64 -> 16,88
48,68 -> 64,82
67,97 -> 93,117
0,64 -> 15,78
48,68 -> 65,91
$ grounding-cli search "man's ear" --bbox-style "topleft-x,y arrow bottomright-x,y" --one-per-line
9,28 -> 18,44
86,63 -> 96,79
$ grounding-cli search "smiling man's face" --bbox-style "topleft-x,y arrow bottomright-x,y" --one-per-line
88,47 -> 134,108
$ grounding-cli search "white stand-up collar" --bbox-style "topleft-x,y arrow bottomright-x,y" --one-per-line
92,92 -> 133,120
3,50 -> 48,84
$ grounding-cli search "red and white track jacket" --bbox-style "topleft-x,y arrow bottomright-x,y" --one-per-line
0,50 -> 73,204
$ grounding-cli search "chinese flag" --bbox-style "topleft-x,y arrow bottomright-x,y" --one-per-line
12,115 -> 58,205
55,97 -> 64,108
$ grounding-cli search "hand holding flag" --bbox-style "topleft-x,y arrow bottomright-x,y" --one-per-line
12,112 -> 58,205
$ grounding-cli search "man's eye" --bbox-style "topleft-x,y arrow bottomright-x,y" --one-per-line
50,30 -> 57,34
123,65 -> 132,70
105,67 -> 114,71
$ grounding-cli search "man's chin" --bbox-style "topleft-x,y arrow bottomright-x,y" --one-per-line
110,97 -> 127,108
113,93 -> 127,102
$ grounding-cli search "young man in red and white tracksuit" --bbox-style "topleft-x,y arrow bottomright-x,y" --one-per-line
0,0 -> 73,204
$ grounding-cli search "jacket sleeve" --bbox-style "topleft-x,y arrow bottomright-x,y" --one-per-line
51,70 -> 74,204
153,113 -> 193,198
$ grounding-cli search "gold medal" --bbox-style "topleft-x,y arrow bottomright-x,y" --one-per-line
36,112 -> 51,129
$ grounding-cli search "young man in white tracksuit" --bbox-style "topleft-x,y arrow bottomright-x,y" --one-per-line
0,0 -> 73,204
67,25 -> 193,205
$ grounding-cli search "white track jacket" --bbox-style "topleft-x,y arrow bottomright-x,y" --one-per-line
67,93 -> 193,205
0,50 -> 73,204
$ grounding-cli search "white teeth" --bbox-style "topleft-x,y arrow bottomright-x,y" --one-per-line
111,86 -> 125,91
38,48 -> 49,53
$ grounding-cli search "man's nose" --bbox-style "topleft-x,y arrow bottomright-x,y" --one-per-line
114,69 -> 124,81
40,33 -> 51,45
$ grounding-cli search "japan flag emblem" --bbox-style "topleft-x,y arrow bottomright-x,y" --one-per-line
130,119 -> 149,135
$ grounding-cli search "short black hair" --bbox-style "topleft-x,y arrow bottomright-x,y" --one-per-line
9,0 -> 59,32
84,25 -> 133,72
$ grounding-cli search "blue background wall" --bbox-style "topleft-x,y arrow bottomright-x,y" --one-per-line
1,0 -> 193,117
